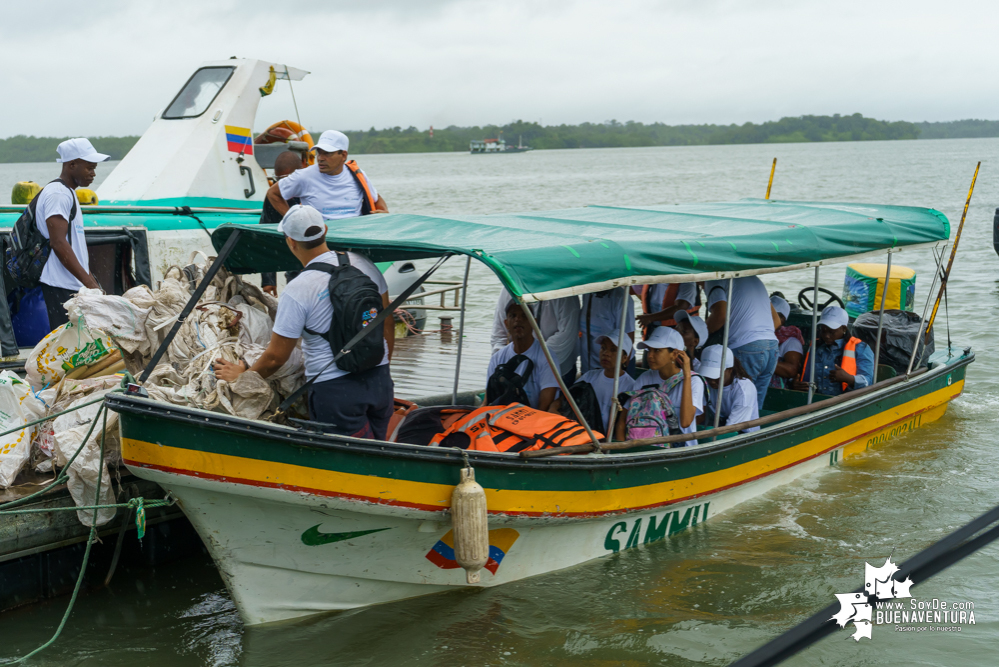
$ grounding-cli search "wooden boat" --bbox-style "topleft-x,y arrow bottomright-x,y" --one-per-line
109,199 -> 969,625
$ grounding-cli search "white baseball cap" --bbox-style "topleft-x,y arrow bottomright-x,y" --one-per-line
56,138 -> 110,164
818,305 -> 849,331
311,130 -> 349,153
637,326 -> 685,351
278,204 -> 327,242
699,344 -> 734,380
674,310 -> 708,348
595,331 -> 634,359
770,295 -> 790,321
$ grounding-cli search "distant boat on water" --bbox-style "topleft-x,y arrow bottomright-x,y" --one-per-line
470,135 -> 533,154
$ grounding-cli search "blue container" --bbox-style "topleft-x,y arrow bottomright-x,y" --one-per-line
8,287 -> 51,348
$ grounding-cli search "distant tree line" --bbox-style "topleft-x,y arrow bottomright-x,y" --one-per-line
3,115 -> 999,162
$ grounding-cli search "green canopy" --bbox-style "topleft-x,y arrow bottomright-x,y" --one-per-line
211,199 -> 949,301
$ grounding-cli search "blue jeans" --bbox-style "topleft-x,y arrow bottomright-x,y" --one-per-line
732,339 -> 778,410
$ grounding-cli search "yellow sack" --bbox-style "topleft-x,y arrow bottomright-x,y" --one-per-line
26,320 -> 115,390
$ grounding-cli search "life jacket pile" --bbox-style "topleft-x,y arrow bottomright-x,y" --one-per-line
429,403 -> 603,453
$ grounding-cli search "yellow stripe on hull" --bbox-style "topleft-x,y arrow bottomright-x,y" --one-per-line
122,380 -> 962,516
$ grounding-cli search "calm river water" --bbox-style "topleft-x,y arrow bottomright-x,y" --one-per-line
1,139 -> 998,666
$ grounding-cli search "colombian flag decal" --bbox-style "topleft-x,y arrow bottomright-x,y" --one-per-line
426,528 -> 519,575
224,125 -> 253,155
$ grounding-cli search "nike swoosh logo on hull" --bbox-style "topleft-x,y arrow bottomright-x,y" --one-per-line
300,525 -> 391,546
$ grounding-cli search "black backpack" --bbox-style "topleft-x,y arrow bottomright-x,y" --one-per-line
486,354 -> 534,406
302,251 -> 385,374
5,180 -> 76,289
557,380 -> 605,433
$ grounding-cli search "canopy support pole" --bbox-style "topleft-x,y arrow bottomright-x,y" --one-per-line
907,242 -> 949,376
712,277 -> 734,437
138,229 -> 242,384
872,252 -> 892,376
451,257 -> 472,405
807,266 -> 819,405
519,303 -> 602,451
606,290 -> 631,444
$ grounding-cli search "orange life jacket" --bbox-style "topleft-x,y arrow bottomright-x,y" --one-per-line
429,403 -> 602,453
800,336 -> 861,392
345,160 -> 377,215
640,284 -> 700,338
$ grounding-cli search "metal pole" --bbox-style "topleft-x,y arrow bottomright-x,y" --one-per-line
807,266 -> 819,405
519,303 -> 602,451
872,251 -> 892,380
713,278 -> 734,434
451,257 -> 472,405
765,158 -> 777,199
285,66 -> 303,131
606,289 -> 631,443
907,243 -> 949,376
925,161 -> 979,339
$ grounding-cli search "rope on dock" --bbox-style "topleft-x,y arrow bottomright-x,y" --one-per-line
0,372 -> 163,665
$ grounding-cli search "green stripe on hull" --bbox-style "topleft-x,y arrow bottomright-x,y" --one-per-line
113,358 -> 969,494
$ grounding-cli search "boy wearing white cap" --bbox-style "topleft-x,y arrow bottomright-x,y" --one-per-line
214,205 -> 396,439
265,130 -> 388,221
628,326 -> 705,446
552,330 -> 635,431
35,138 -> 109,326
791,306 -> 874,396
673,310 -> 708,373
699,344 -> 760,433
487,300 -> 560,410
578,288 -> 636,374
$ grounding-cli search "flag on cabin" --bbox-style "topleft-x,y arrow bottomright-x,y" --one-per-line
224,126 -> 254,155
425,528 -> 519,575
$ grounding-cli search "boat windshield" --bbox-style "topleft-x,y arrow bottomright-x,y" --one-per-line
162,66 -> 235,119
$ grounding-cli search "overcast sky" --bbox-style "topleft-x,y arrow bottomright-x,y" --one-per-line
4,0 -> 997,138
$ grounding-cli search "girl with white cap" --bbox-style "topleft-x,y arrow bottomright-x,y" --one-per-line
623,326 -> 705,446
551,330 -> 635,432
699,344 -> 760,433
673,310 -> 708,373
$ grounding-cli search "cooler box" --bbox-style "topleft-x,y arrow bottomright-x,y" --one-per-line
842,263 -> 916,319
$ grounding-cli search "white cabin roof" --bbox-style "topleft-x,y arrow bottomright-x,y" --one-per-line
98,59 -> 309,208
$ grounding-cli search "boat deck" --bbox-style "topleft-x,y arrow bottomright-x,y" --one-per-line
390,327 -> 492,402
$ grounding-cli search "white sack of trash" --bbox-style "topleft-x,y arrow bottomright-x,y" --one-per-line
1,255 -> 306,528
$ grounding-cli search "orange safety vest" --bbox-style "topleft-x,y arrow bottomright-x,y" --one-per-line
800,337 -> 861,392
345,160 -> 377,215
429,403 -> 602,453
640,284 -> 699,338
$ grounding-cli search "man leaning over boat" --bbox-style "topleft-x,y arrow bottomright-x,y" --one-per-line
264,130 -> 388,221
791,306 -> 874,396
212,205 -> 396,439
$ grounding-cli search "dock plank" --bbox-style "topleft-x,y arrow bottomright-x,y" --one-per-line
389,327 -> 493,401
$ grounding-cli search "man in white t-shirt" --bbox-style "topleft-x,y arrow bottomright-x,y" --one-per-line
213,205 -> 396,439
265,130 -> 388,221
486,301 -> 560,410
704,276 -> 780,410
34,138 -> 110,327
490,289 -> 580,385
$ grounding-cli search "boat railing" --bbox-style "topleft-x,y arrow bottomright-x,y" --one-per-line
520,364 -> 937,458
401,279 -> 465,312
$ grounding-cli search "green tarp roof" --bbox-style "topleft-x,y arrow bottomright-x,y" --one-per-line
211,199 -> 949,301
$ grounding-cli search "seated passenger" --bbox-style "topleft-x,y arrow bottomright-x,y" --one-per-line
673,310 -> 708,373
704,276 -> 780,410
551,332 -> 635,432
792,306 -> 874,396
490,288 -> 580,386
627,327 -> 705,447
578,288 -> 635,374
770,295 -> 804,388
486,301 -> 559,410
699,345 -> 760,433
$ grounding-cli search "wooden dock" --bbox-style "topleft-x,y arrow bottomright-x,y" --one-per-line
389,326 -> 493,402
